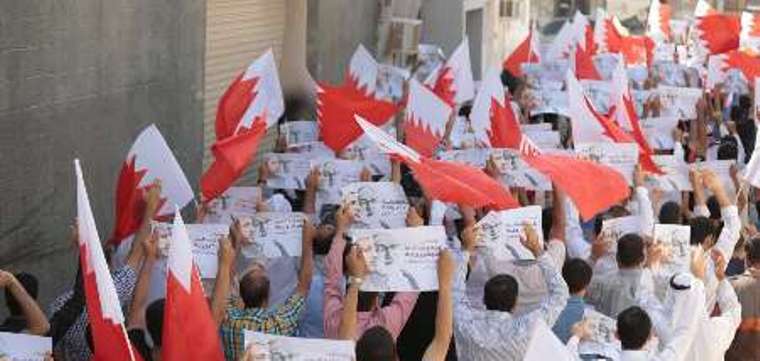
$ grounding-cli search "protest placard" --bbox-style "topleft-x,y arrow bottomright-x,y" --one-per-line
287,141 -> 336,159
437,148 -> 490,168
575,142 -> 639,185
577,310 -> 621,360
653,44 -> 675,63
654,224 -> 692,274
344,134 -> 392,178
265,153 -> 322,190
490,149 -> 552,190
154,223 -> 228,278
593,53 -> 621,80
650,155 -> 692,192
341,182 -> 409,229
244,331 -> 355,361
692,160 -> 736,194
581,80 -> 613,114
640,116 -> 680,150
448,116 -> 480,149
706,55 -> 726,90
520,123 -> 552,132
657,86 -> 702,119
313,159 -> 364,209
600,216 -> 642,249
350,226 -> 446,292
0,332 -> 51,361
376,64 -> 410,101
204,186 -> 260,224
240,212 -> 305,259
529,89 -> 570,117
475,206 -> 543,261
281,120 -> 318,147
524,130 -> 562,150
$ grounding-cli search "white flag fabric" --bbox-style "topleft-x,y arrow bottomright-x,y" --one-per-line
238,49 -> 284,130
349,44 -> 379,95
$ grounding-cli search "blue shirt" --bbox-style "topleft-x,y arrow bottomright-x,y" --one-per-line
552,295 -> 586,343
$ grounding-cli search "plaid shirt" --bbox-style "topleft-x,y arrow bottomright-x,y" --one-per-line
221,293 -> 305,361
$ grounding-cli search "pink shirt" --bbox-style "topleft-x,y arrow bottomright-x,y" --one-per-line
322,234 -> 419,340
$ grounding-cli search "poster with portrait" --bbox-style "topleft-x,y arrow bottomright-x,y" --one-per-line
244,331 -> 355,361
575,142 -> 639,185
577,310 -> 620,360
341,182 -> 409,229
153,223 -> 228,278
600,216 -> 642,250
265,153 -> 322,190
350,226 -> 446,292
529,89 -> 570,117
240,212 -> 305,259
287,141 -> 336,159
281,120 -> 319,147
650,155 -> 692,192
313,159 -> 364,210
640,116 -> 680,150
490,149 -> 551,190
654,224 -> 692,274
0,332 -> 51,361
376,64 -> 410,101
448,116 -> 480,149
204,186 -> 260,224
344,134 -> 392,178
475,206 -> 543,261
657,86 -> 702,119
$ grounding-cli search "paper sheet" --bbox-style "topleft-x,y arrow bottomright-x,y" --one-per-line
341,182 -> 409,229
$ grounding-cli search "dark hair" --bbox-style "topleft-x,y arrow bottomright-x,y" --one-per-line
458,104 -> 472,117
5,273 -> 38,316
563,259 -> 593,294
717,140 -> 738,161
500,69 -> 524,95
146,299 -> 165,348
239,270 -> 270,308
689,216 -> 712,246
542,207 -> 553,240
706,196 -> 721,220
594,206 -> 631,236
658,201 -> 682,225
746,237 -> 760,265
616,234 -> 645,268
356,326 -> 396,361
483,274 -> 518,312
617,306 -> 652,350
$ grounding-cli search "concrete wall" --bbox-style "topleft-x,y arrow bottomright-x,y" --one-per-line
420,0 -> 464,55
307,0 -> 380,83
0,0 -> 205,314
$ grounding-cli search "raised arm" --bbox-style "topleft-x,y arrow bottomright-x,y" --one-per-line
422,250 -> 454,361
702,170 -> 740,261
127,230 -> 158,330
652,274 -> 704,361
338,245 -> 368,340
708,251 -> 742,355
549,186 -> 566,242
211,222 -> 240,326
296,219 -> 316,297
0,271 -> 49,335
125,181 -> 162,271
323,206 -> 353,339
633,165 -> 654,238
302,168 -> 319,215
522,224 -> 569,326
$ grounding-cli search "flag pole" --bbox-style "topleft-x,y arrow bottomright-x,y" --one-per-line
121,323 -> 137,361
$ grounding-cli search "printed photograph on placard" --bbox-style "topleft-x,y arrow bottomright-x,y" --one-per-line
654,224 -> 692,274
265,153 -> 321,190
575,142 -> 639,185
351,226 -> 446,292
0,332 -> 51,361
204,186 -> 261,224
600,216 -> 642,252
475,206 -> 543,261
241,212 -> 305,259
281,120 -> 319,147
244,331 -> 355,361
341,182 -> 409,229
313,159 -> 364,210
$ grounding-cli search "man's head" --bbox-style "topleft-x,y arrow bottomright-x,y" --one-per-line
5,273 -> 38,316
658,201 -> 682,225
500,69 -> 525,98
746,237 -> 760,268
717,136 -> 738,161
593,206 -> 631,237
239,264 -> 270,309
484,274 -> 519,312
616,306 -> 652,350
356,326 -> 395,361
563,259 -> 592,296
146,299 -> 165,349
689,216 -> 713,247
314,205 -> 339,255
616,234 -> 645,269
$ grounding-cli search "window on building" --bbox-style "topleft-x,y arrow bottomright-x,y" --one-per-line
500,0 -> 519,18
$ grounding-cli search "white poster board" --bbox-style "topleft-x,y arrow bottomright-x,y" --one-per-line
341,182 -> 409,229
657,86 -> 702,119
287,141 -> 336,159
523,319 -> 575,361
437,148 -> 490,168
524,130 -> 562,150
577,310 -> 621,359
0,332 -> 51,361
475,206 -> 543,261
528,89 -> 570,117
654,224 -> 692,274
692,160 -> 736,194
265,153 -> 322,190
575,142 -> 640,185
650,155 -> 692,192
600,216 -> 642,249
343,134 -> 392,178
204,186 -> 261,224
490,149 -> 552,190
351,226 -> 446,292
155,223 -> 228,278
313,159 -> 364,210
244,331 -> 355,361
281,120 -> 319,147
240,212 -> 305,259
640,116 -> 680,150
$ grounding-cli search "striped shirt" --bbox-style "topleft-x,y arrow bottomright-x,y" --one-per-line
453,248 -> 569,361
221,293 -> 305,361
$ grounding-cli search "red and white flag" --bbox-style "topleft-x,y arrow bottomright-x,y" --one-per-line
75,159 -> 143,361
647,0 -> 672,43
571,11 -> 594,52
695,14 -> 741,55
724,50 -> 760,82
593,9 -> 620,54
572,44 -> 602,80
470,68 -> 524,149
356,116 -> 519,210
162,210 -> 225,361
404,78 -> 452,158
567,71 -> 609,144
740,12 -> 760,53
347,44 -> 379,96
502,26 -> 541,77
201,50 -> 284,201
426,38 -> 475,105
110,125 -> 194,247
546,20 -> 575,60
